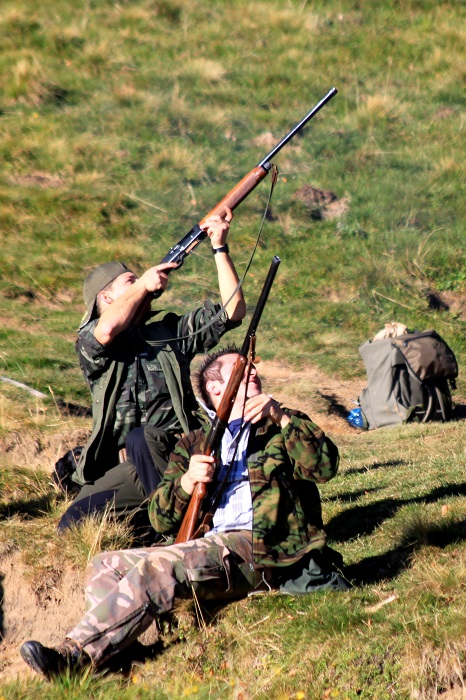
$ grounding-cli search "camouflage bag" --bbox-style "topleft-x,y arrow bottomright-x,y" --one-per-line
357,330 -> 458,430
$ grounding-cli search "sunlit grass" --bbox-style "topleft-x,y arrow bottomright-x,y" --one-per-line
0,0 -> 465,697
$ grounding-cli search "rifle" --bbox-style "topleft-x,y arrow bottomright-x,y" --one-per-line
175,255 -> 281,544
157,87 -> 337,271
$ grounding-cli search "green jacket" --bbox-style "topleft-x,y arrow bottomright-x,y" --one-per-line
74,302 -> 240,485
149,409 -> 339,569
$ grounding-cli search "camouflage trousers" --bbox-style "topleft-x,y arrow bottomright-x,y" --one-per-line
66,530 -> 257,665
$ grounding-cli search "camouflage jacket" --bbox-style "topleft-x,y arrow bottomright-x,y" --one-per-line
149,409 -> 339,569
74,301 -> 240,485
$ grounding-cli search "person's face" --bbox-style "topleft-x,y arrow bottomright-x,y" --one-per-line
214,353 -> 262,409
106,271 -> 138,301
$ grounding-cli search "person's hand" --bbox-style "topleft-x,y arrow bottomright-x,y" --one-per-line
139,262 -> 178,294
242,393 -> 290,428
204,207 -> 233,248
181,454 -> 217,495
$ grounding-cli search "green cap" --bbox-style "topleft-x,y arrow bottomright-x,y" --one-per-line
80,261 -> 131,327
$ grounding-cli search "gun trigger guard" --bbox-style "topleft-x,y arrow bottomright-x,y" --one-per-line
172,256 -> 184,269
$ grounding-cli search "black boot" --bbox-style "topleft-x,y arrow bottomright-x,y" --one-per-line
20,638 -> 90,678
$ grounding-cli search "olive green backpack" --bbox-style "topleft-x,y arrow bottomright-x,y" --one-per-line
358,330 -> 458,430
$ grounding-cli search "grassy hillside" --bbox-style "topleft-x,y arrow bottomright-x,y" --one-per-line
1,0 -> 465,402
0,0 -> 465,698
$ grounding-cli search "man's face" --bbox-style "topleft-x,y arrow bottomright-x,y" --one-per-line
217,353 -> 262,408
107,271 -> 138,301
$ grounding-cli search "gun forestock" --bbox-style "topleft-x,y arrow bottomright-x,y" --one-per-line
158,166 -> 270,268
198,165 -> 271,228
174,482 -> 207,544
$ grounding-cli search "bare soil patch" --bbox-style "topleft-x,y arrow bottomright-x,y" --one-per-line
427,290 -> 466,321
258,359 -> 365,435
0,549 -> 85,681
9,171 -> 66,189
0,427 -> 89,472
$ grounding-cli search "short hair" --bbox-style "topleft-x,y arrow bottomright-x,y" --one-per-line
195,345 -> 240,409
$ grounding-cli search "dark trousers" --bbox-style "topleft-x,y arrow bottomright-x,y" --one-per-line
126,426 -> 177,496
57,427 -> 177,540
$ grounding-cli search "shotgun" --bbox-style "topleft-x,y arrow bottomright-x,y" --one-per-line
174,255 -> 281,544
157,88 -> 337,271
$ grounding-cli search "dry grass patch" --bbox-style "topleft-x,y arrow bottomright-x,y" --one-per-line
404,548 -> 466,604
0,413 -> 89,468
62,510 -> 142,570
434,156 -> 463,177
404,640 -> 466,700
358,94 -> 399,123
116,4 -> 157,25
73,170 -> 108,187
9,171 -> 67,188
177,58 -> 227,83
150,143 -> 208,181
0,394 -> 49,434
113,81 -> 143,107
80,41 -> 116,77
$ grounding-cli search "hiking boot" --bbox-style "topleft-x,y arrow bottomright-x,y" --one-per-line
20,638 -> 90,678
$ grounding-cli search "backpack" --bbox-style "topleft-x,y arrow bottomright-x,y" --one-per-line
357,330 -> 458,430
52,446 -> 82,496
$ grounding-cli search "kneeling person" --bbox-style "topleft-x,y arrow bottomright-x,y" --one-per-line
21,348 -> 348,677
58,207 -> 245,535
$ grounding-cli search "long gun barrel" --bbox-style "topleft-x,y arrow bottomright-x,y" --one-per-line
159,88 -> 338,270
174,256 -> 281,544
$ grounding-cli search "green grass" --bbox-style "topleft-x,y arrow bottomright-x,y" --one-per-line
1,0 -> 465,394
1,0 -> 466,697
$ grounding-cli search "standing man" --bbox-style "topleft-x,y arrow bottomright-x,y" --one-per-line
21,347 -> 348,678
57,209 -> 245,532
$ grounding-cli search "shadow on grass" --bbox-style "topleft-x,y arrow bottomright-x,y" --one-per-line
344,517 -> 466,585
344,459 -> 406,476
0,494 -> 55,520
326,486 -> 381,503
100,638 -> 168,676
318,392 -> 350,420
327,481 -> 466,543
452,404 -> 466,420
55,399 -> 91,418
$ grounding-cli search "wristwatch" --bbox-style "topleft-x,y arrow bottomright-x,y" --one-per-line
212,244 -> 229,255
